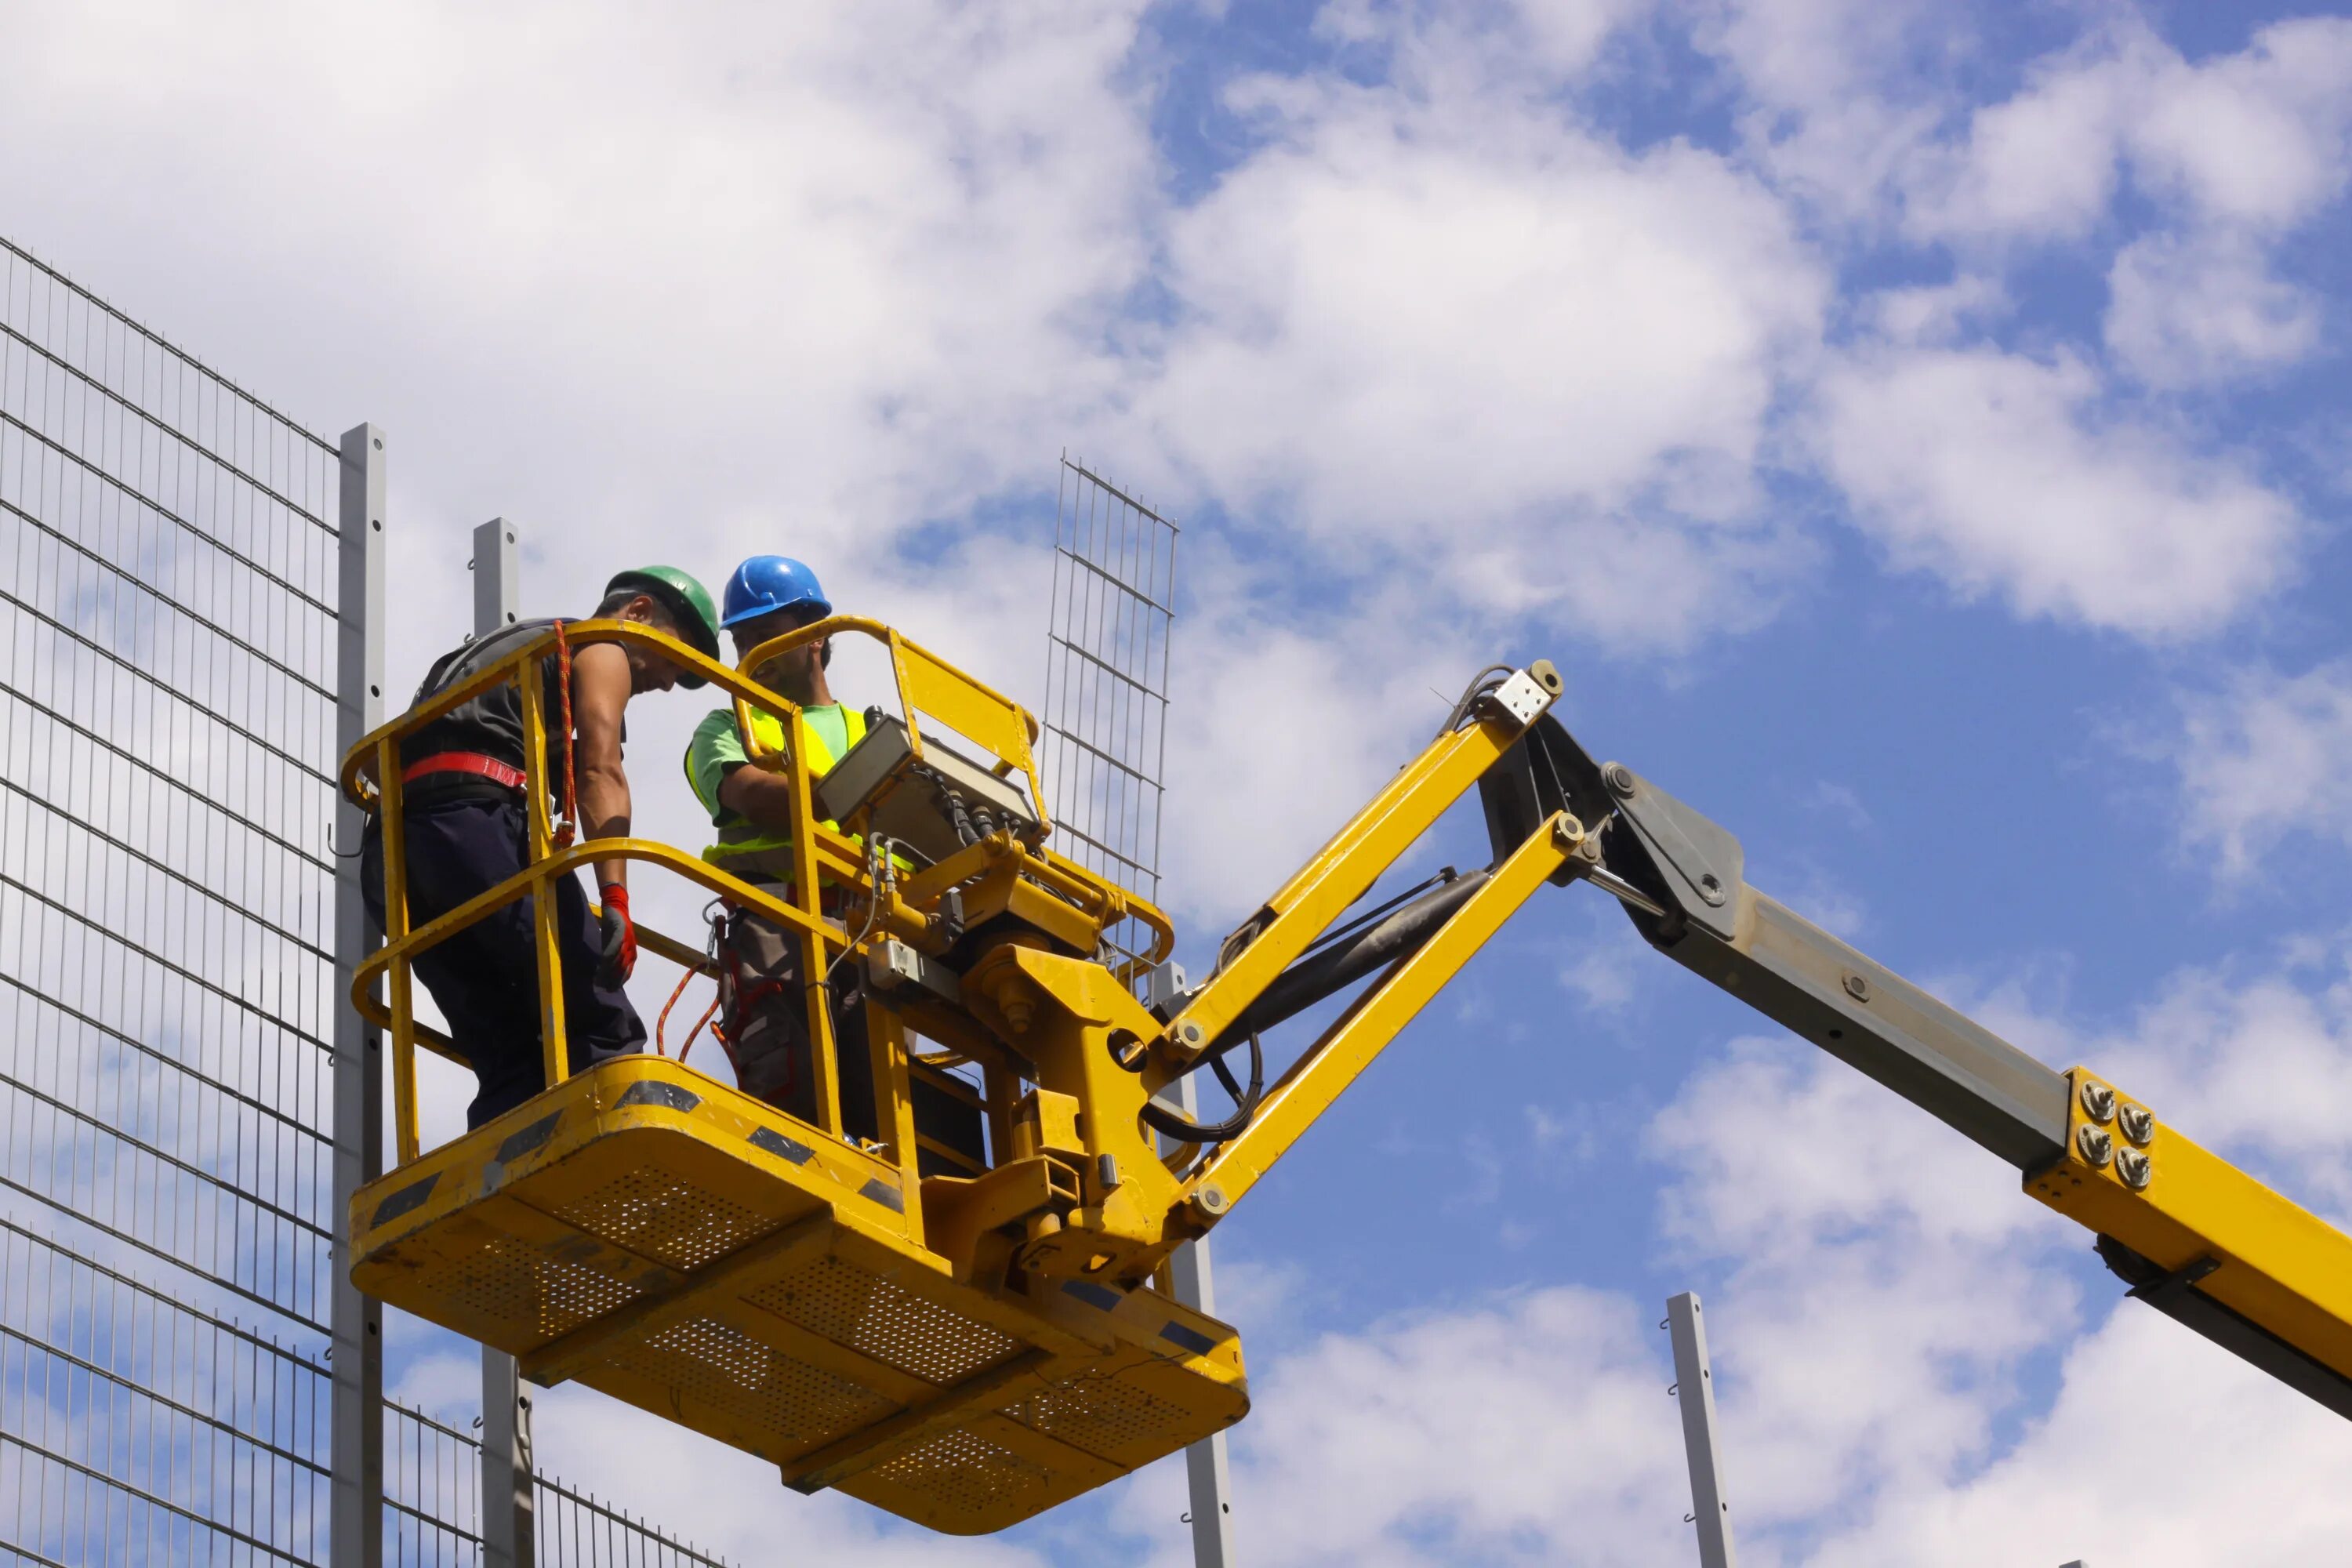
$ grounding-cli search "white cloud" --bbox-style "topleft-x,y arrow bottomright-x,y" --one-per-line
1153,544 -> 1464,924
0,0 -> 1159,634
1142,30 -> 1828,654
2174,661 -> 2352,882
1558,897 -> 1653,1012
2126,18 -> 2352,231
1124,15 -> 1834,918
1316,0 -> 1645,78
1691,0 -> 1955,223
1812,342 -> 2299,637
1915,34 -> 2143,244
1808,1303 -> 2352,1568
1171,1286 -> 1690,1566
1694,12 -> 2335,641
2105,230 -> 2321,390
2093,955 -> 2352,1212
1859,275 -> 2007,349
1561,945 -> 1640,1012
1842,18 -> 2352,249
1650,1037 -> 2076,1522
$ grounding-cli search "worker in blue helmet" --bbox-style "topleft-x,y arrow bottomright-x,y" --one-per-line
682,556 -> 878,1135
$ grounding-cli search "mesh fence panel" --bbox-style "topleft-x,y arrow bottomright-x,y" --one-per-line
0,237 -> 733,1567
1039,456 -> 1177,985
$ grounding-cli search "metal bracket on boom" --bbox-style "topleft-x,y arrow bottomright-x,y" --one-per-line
1595,764 -> 1742,943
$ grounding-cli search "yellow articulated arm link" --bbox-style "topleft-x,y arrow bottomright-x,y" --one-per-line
1180,813 -> 1582,1224
1156,663 -> 1563,1071
2029,1069 -> 2352,1393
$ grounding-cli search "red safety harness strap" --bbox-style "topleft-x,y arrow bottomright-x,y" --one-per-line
399,623 -> 583,844
402,752 -> 529,790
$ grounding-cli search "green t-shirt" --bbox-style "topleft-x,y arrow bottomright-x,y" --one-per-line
685,703 -> 851,825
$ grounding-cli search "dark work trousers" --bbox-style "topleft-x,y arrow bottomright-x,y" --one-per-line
361,791 -> 645,1129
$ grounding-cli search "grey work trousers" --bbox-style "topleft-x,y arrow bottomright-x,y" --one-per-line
717,896 -> 877,1144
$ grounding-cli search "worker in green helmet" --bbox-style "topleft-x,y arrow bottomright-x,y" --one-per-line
683,554 -> 879,1138
362,566 -> 723,1128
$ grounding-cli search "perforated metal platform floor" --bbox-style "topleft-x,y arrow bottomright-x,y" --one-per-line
350,1058 -> 1248,1533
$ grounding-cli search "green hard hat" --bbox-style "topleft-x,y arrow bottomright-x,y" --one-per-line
604,565 -> 721,687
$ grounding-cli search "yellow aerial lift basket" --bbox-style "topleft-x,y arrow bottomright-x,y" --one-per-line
353,1055 -> 1246,1531
343,618 -> 1248,1534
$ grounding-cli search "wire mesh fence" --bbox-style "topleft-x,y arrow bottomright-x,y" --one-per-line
0,237 -> 342,1341
0,237 -> 734,1566
1039,456 -> 1178,985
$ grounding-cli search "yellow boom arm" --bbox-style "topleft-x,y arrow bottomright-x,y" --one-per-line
1140,684 -> 2352,1423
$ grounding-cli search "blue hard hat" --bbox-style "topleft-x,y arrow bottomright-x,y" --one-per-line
720,555 -> 831,630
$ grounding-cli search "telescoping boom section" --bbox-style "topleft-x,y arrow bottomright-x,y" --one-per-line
345,628 -> 2352,1537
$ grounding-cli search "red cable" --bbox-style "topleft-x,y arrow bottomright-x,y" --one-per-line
675,996 -> 723,1064
653,964 -> 697,1055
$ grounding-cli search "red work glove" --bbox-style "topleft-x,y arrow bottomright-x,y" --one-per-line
596,883 -> 637,985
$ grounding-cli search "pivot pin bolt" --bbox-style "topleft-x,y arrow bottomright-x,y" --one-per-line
2116,1148 -> 2154,1191
2077,1124 -> 2114,1168
2118,1103 -> 2154,1147
2078,1080 -> 2117,1123
1842,972 -> 1872,1003
1194,1185 -> 1231,1216
1603,762 -> 1637,798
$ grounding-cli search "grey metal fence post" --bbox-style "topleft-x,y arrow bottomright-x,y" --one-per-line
1149,964 -> 1236,1568
333,423 -> 389,1568
1666,1292 -> 1737,1568
472,517 -> 539,1568
1171,1136 -> 1237,1568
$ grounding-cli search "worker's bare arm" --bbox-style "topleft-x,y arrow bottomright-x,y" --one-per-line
716,759 -> 797,830
571,642 -> 634,889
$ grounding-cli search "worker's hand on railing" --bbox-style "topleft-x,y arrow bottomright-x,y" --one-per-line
597,883 -> 637,985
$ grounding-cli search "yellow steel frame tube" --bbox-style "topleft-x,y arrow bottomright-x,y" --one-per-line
731,615 -> 1052,839
518,655 -> 572,1097
781,678 -> 844,1137
1183,814 -> 1578,1221
377,735 -> 419,1166
2028,1067 -> 2352,1387
866,995 -> 922,1236
1151,702 -> 1543,1074
356,838 -> 883,1164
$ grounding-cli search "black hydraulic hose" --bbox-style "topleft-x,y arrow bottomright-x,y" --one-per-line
1439,664 -> 1516,736
1134,869 -> 1493,1145
1301,866 -> 1458,960
1138,1029 -> 1265,1145
1217,867 -> 1491,1050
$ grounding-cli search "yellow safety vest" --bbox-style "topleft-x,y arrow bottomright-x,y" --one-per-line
689,703 -> 868,882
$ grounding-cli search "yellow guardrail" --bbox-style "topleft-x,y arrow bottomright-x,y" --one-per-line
730,615 -> 1046,798
339,619 -> 1171,1168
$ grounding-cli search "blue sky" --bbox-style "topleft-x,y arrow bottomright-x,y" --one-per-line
9,1 -> 2352,1563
